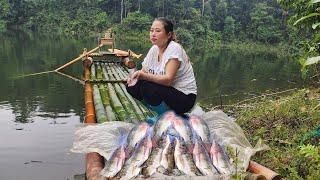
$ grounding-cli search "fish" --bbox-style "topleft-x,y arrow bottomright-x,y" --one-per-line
158,133 -> 175,175
192,135 -> 219,175
173,116 -> 193,152
210,138 -> 234,175
141,130 -> 168,177
153,111 -> 175,141
100,143 -> 126,178
116,128 -> 153,180
189,115 -> 212,152
174,136 -> 202,176
125,122 -> 150,158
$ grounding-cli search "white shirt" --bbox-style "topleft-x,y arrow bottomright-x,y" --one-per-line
142,41 -> 197,95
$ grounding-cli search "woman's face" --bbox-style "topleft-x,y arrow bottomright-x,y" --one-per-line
149,20 -> 171,47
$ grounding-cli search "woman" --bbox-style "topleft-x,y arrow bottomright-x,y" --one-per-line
126,17 -> 197,119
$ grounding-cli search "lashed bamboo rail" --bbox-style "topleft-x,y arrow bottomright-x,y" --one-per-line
82,58 -> 104,180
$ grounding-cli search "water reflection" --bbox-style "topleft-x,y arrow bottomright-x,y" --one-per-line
193,49 -> 302,107
0,30 -> 93,123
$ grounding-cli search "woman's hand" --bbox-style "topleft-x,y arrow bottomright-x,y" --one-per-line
127,70 -> 144,87
132,70 -> 145,80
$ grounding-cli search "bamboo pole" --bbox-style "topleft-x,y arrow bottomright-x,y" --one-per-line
119,83 -> 145,120
114,83 -> 139,123
55,71 -> 84,85
96,63 -> 103,79
91,63 -> 96,80
93,85 -> 108,123
83,51 -> 104,180
101,63 -> 109,81
114,64 -> 127,80
248,161 -> 280,180
106,65 -> 115,81
99,84 -> 117,121
110,63 -> 124,81
55,44 -> 104,72
85,152 -> 104,180
108,48 -> 142,59
107,83 -> 127,121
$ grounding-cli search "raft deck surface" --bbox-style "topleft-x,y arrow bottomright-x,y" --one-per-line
88,60 -> 155,124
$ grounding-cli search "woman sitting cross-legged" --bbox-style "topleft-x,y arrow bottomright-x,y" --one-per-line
126,17 -> 197,123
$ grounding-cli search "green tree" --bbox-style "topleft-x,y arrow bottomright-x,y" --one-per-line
222,16 -> 235,41
278,0 -> 320,81
0,0 -> 10,31
249,3 -> 282,43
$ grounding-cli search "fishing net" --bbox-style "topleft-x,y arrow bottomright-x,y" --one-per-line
71,108 -> 269,175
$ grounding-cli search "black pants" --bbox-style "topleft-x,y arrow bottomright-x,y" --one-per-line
126,80 -> 196,115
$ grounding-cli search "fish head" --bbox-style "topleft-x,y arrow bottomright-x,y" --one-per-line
154,112 -> 175,137
161,111 -> 176,119
130,123 -> 150,145
173,117 -> 192,142
189,115 -> 201,126
138,122 -> 150,132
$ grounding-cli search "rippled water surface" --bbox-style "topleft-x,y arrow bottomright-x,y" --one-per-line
0,31 -> 94,180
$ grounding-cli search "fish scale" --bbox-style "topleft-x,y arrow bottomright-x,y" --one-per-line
116,129 -> 153,180
210,138 -> 234,175
174,136 -> 202,176
141,132 -> 168,177
100,144 -> 126,178
193,136 -> 220,176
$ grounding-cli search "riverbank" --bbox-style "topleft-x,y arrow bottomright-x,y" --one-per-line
223,88 -> 319,179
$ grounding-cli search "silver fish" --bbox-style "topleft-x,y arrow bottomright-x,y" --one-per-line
210,138 -> 234,175
189,115 -> 212,152
193,136 -> 219,175
100,144 -> 126,178
173,116 -> 193,153
173,116 -> 193,143
116,129 -> 153,180
153,111 -> 175,140
125,122 -> 150,158
141,131 -> 167,177
174,136 -> 202,176
158,134 -> 175,174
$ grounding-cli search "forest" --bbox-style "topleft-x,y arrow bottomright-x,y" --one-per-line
0,0 -> 293,43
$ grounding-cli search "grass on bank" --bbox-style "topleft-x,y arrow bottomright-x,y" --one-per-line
226,88 -> 319,179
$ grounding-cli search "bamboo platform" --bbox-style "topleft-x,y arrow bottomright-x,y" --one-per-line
81,52 -> 280,180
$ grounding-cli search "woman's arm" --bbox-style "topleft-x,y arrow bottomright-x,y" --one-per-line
133,59 -> 180,86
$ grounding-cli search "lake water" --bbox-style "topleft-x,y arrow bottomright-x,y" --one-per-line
0,31 -> 302,179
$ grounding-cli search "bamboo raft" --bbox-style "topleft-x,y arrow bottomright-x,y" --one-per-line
79,33 -> 280,180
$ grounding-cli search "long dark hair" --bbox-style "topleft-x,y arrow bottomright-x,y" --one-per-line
155,17 -> 176,42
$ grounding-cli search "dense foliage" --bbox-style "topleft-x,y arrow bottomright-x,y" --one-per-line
278,0 -> 320,84
0,0 -> 291,45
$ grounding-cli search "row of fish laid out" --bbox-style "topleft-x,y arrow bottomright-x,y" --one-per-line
101,111 -> 234,179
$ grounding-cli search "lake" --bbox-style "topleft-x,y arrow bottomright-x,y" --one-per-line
0,30 -> 302,179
